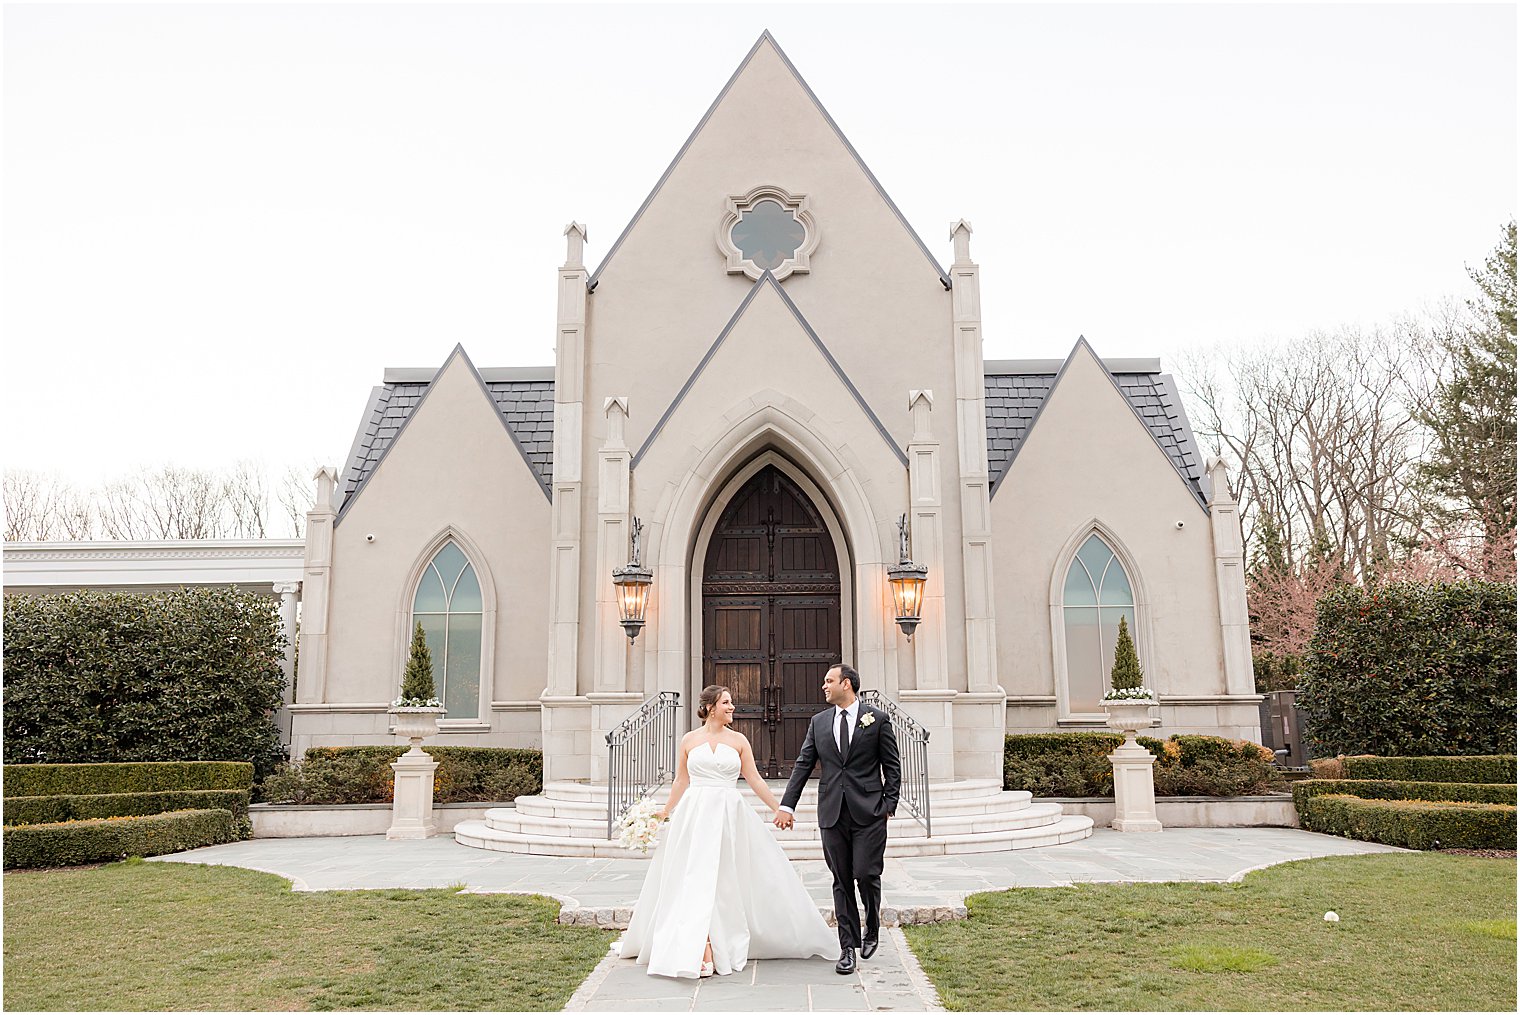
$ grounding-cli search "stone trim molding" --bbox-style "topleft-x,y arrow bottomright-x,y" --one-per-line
4,538 -> 305,591
715,184 -> 820,281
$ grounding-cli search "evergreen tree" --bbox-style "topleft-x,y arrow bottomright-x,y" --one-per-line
1109,615 -> 1144,692
399,622 -> 437,704
1418,220 -> 1517,543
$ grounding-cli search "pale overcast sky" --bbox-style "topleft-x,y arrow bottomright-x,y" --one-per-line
3,2 -> 1515,490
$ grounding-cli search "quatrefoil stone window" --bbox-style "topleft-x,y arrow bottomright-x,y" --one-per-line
717,186 -> 820,281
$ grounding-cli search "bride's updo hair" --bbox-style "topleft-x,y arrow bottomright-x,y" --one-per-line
696,684 -> 731,721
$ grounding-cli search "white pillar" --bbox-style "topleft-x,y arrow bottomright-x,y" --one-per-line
947,221 -> 1006,781
272,580 -> 300,748
1207,457 -> 1255,696
543,223 -> 591,783
295,468 -> 336,706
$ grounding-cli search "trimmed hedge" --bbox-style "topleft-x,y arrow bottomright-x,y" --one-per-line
2,588 -> 287,776
1300,581 -> 1516,758
1342,755 -> 1517,784
4,790 -> 251,827
1298,793 -> 1517,850
4,761 -> 255,797
1003,733 -> 1283,797
256,746 -> 542,805
1292,779 -> 1517,809
2,808 -> 239,869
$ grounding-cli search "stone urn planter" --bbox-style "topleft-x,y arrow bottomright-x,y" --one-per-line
390,706 -> 447,754
387,706 -> 446,840
1102,696 -> 1163,832
1102,697 -> 1158,741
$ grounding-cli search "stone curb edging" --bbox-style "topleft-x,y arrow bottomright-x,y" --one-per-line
556,903 -> 969,929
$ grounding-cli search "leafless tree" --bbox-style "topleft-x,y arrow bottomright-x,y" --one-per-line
1180,325 -> 1435,580
224,460 -> 270,539
99,465 -> 229,540
277,462 -> 320,539
4,470 -> 58,541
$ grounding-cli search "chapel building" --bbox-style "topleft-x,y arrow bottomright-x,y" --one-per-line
291,32 -> 1260,795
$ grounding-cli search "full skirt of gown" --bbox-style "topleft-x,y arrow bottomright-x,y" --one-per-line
618,742 -> 839,978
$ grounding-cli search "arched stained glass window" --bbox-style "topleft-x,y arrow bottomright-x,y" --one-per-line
411,540 -> 482,720
1061,533 -> 1136,714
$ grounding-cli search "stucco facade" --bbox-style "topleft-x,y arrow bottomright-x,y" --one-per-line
291,32 -> 1259,777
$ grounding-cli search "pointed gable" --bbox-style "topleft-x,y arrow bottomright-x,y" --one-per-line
986,339 -> 1209,509
336,347 -> 554,522
589,32 -> 947,293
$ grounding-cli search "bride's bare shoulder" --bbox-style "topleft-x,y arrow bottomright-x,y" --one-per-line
725,729 -> 753,751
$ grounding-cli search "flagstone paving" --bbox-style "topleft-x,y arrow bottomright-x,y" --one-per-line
154,827 -> 1404,1012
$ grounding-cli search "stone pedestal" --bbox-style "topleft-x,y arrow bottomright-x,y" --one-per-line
387,748 -> 440,840
1104,698 -> 1162,832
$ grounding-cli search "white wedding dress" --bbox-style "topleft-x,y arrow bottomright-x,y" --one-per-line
619,741 -> 839,978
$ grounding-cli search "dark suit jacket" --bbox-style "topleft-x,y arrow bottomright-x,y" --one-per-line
780,702 -> 901,828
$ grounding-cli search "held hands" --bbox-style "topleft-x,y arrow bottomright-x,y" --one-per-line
773,810 -> 794,830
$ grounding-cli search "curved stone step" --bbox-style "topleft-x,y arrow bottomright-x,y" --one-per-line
485,801 -> 1071,841
537,778 -> 1007,804
512,788 -> 1036,822
453,813 -> 1094,859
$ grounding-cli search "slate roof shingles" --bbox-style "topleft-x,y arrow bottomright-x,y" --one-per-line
339,379 -> 555,512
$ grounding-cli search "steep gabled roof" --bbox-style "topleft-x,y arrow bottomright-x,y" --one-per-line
587,31 -> 949,291
631,272 -> 908,469
984,341 -> 1210,509
336,350 -> 554,522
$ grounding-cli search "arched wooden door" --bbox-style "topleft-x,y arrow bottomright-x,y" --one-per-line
702,465 -> 842,778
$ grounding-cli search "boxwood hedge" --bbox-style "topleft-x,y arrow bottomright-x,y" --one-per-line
1291,779 -> 1517,809
256,746 -> 542,804
4,761 -> 255,797
4,790 -> 251,826
1342,755 -> 1517,784
1298,793 -> 1517,850
1003,732 -> 1282,797
1299,581 -> 1516,758
2,808 -> 239,869
3,589 -> 287,776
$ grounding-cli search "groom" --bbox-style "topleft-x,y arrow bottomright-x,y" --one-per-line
776,663 -> 901,975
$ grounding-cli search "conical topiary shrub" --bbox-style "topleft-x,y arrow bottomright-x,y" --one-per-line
1105,615 -> 1151,699
396,622 -> 440,707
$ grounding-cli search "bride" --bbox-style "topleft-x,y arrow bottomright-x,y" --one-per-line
619,684 -> 839,978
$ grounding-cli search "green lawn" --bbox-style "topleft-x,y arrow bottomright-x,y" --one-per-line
904,852 -> 1517,1011
2,860 -> 613,1011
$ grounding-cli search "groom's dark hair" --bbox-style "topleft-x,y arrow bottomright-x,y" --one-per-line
831,663 -> 860,693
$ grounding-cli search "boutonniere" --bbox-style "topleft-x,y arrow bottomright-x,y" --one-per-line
858,713 -> 876,727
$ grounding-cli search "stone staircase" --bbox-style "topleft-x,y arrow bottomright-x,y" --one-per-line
454,778 -> 1093,858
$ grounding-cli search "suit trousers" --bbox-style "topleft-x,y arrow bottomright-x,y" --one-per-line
820,805 -> 887,949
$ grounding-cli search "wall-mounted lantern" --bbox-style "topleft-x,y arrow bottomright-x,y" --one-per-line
612,517 -> 653,641
887,513 -> 928,639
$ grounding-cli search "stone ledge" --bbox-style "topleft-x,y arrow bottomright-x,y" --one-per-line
556,903 -> 969,930
1045,794 -> 1297,828
250,801 -> 515,838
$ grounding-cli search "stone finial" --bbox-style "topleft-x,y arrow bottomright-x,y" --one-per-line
603,396 -> 629,449
909,389 -> 934,441
1205,456 -> 1234,506
950,220 -> 973,265
564,222 -> 588,269
312,466 -> 338,512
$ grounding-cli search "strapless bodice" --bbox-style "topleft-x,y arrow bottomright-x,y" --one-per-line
687,741 -> 741,786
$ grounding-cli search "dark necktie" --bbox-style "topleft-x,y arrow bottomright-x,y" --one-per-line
838,708 -> 851,760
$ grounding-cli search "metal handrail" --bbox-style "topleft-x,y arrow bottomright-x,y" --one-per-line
606,690 -> 680,839
859,689 -> 932,837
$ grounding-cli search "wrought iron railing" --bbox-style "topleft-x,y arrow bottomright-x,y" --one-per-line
860,689 -> 932,837
606,691 -> 680,839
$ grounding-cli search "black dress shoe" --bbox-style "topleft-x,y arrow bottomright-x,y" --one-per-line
861,937 -> 878,960
835,946 -> 856,975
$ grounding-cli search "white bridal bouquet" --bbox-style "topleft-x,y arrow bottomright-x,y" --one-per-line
616,796 -> 663,854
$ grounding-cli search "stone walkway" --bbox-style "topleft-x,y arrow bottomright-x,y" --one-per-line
154,827 -> 1405,1012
